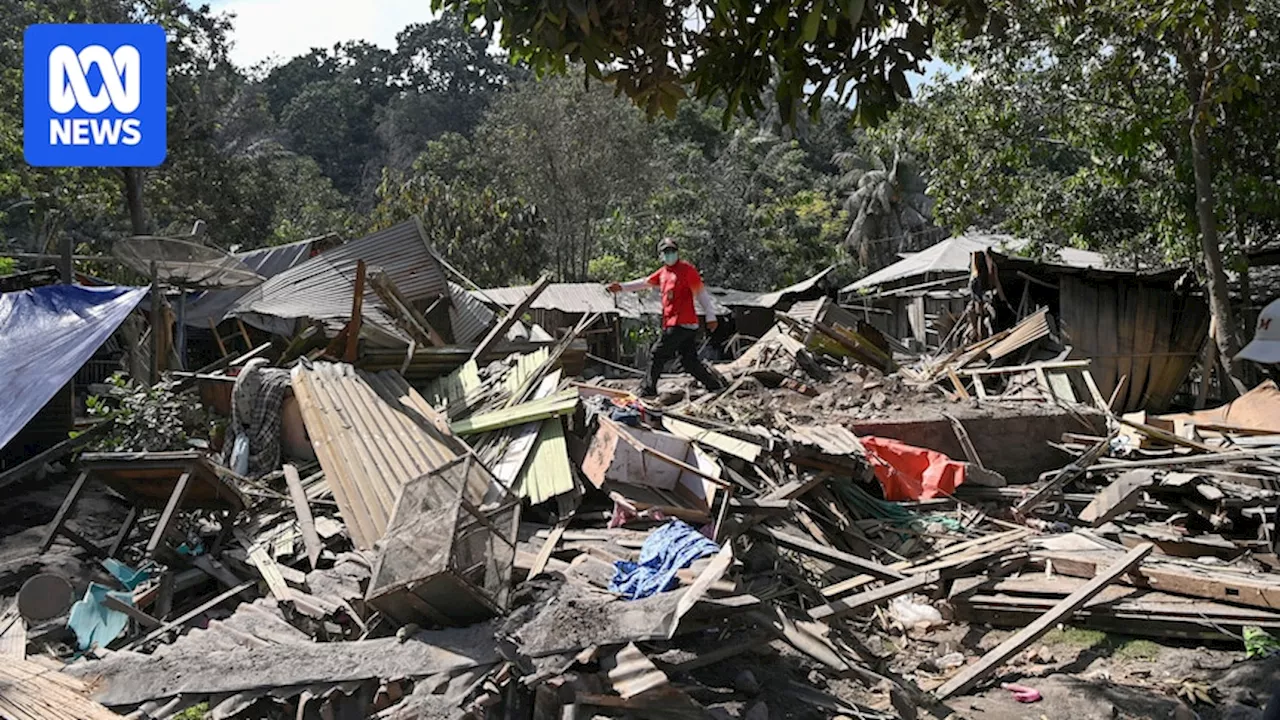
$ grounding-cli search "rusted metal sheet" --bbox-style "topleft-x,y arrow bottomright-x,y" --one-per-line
290,362 -> 460,550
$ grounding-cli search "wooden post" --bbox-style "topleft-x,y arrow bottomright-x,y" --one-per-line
149,260 -> 159,384
145,472 -> 192,558
39,471 -> 91,554
933,543 -> 1153,699
344,260 -> 366,363
59,234 -> 72,284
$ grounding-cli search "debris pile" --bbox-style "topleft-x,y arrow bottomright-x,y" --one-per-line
3,263 -> 1280,720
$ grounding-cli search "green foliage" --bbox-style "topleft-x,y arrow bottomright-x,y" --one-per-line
0,257 -> 14,276
432,0 -> 988,127
171,703 -> 210,720
372,141 -> 549,287
88,374 -> 210,453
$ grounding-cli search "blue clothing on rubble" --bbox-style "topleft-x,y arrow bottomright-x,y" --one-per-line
608,520 -> 719,600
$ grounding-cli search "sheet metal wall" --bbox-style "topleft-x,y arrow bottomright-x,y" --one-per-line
1060,275 -> 1209,412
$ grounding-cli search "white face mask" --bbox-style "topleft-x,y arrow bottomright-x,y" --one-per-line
662,250 -> 678,266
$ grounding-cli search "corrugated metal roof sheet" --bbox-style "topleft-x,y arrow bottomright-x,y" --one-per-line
230,221 -> 448,344
735,265 -> 837,308
474,283 -> 636,317
448,281 -> 495,344
290,361 -> 460,550
845,234 -> 1113,292
184,238 -> 315,327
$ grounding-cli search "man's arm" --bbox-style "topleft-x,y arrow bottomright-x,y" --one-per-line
694,286 -> 718,325
606,276 -> 656,293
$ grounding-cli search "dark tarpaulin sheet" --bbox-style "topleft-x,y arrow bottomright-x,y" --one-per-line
0,284 -> 146,451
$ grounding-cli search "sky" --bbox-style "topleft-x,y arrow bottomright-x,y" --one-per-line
207,0 -> 959,86
206,0 -> 433,69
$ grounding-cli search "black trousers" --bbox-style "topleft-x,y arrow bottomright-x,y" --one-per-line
642,326 -> 723,395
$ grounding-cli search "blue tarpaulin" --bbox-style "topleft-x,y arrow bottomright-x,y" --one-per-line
609,521 -> 720,600
0,284 -> 146,451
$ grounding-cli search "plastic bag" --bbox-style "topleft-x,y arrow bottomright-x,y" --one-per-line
888,595 -> 944,628
231,433 -> 250,476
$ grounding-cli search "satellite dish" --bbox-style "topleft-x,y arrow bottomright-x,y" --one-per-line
114,236 -> 266,289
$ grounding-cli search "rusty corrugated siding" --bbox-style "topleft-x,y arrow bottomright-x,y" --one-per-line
290,361 -> 459,550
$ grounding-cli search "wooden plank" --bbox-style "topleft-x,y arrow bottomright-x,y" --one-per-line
101,595 -> 161,629
344,259 -> 367,363
808,572 -> 938,622
249,545 -> 294,602
1078,470 -> 1157,526
530,518 -> 569,577
947,368 -> 970,400
753,526 -> 904,581
145,471 -> 192,558
933,543 -> 1153,699
368,269 -> 446,347
125,580 -> 255,650
1014,434 -> 1114,513
1036,548 -> 1280,610
821,529 -> 1028,598
0,422 -> 111,492
470,274 -> 552,362
283,464 -> 323,570
763,472 -> 829,501
38,471 -> 92,554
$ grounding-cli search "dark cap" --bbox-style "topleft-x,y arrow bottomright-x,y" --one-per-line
657,238 -> 678,252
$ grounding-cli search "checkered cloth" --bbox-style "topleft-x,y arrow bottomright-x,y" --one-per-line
221,358 -> 292,478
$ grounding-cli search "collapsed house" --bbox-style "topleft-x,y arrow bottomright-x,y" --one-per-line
2,225 -> 1279,720
843,233 -> 1209,413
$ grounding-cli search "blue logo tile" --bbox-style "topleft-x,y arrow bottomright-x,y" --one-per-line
24,24 -> 167,167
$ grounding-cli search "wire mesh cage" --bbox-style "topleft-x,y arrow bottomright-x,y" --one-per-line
365,453 -> 521,626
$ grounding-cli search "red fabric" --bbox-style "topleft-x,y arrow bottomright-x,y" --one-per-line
859,436 -> 966,501
646,260 -> 704,328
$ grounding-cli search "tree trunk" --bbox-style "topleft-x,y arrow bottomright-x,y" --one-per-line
121,168 -> 147,236
1185,64 -> 1244,395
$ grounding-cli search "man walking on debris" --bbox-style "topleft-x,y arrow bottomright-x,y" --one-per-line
606,238 -> 726,398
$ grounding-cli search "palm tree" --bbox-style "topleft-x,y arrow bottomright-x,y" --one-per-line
835,146 -> 939,270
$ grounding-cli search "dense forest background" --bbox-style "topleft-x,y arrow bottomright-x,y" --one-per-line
3,0 -> 1279,301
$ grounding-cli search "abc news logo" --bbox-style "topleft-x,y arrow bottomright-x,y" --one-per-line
24,24 -> 167,167
48,44 -> 143,146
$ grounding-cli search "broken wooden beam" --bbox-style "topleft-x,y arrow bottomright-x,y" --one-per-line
368,268 -> 446,347
808,572 -> 939,622
343,259 -> 367,363
124,579 -> 255,650
752,526 -> 904,581
1014,433 -> 1114,513
1078,469 -> 1157,526
933,542 -> 1153,699
470,274 -> 552,362
283,464 -> 323,570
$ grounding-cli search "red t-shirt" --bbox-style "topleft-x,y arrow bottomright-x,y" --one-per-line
647,260 -> 705,328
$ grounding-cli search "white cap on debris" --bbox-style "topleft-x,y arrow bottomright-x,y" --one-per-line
1237,298 -> 1280,364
